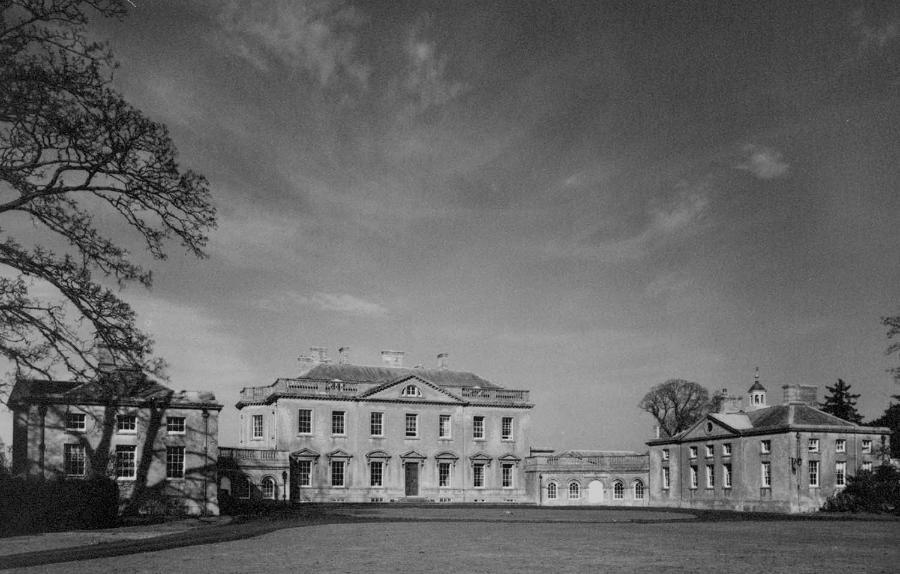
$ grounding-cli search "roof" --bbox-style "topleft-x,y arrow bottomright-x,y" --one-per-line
650,402 -> 885,445
299,363 -> 501,389
747,380 -> 766,392
8,371 -> 221,409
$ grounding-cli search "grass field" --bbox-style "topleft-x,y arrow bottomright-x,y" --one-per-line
8,507 -> 898,573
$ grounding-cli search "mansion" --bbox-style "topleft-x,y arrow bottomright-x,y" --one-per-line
221,348 -> 533,503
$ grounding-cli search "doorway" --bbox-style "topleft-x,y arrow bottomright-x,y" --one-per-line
588,480 -> 604,504
405,462 -> 419,496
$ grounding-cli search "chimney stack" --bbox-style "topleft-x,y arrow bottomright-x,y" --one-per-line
437,352 -> 449,370
799,385 -> 818,407
309,346 -> 329,364
381,350 -> 405,368
338,346 -> 351,365
782,384 -> 801,405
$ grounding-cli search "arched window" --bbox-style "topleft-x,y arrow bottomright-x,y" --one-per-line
401,384 -> 422,397
568,482 -> 581,499
234,475 -> 251,499
547,482 -> 558,500
262,476 -> 276,500
613,481 -> 624,500
633,479 -> 644,500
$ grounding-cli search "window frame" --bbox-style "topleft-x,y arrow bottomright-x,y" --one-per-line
405,413 -> 418,438
331,459 -> 345,487
370,460 -> 383,487
633,480 -> 645,500
612,481 -> 624,500
547,481 -> 558,500
689,446 -> 698,459
65,412 -> 86,432
439,414 -> 452,439
661,448 -> 670,461
723,463 -> 732,489
761,461 -> 772,488
261,476 -> 276,500
570,481 -> 582,500
401,384 -> 422,397
116,414 -> 137,434
166,445 -> 185,479
297,460 -> 312,487
332,411 -> 346,436
298,409 -> 313,435
438,462 -> 451,488
808,460 -> 819,488
166,416 -> 186,435
690,465 -> 698,489
760,440 -> 771,454
808,438 -> 819,453
501,463 -> 514,488
662,466 -> 671,490
722,443 -> 732,456
251,414 -> 264,440
473,463 -> 485,488
473,416 -> 485,440
370,411 -> 384,437
835,461 -> 846,487
861,439 -> 872,454
115,445 -> 137,479
501,417 -> 514,441
705,464 -> 715,489
705,444 -> 714,458
835,439 -> 846,453
64,443 -> 85,476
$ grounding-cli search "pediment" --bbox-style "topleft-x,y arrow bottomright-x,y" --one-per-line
498,453 -> 521,463
469,451 -> 493,466
360,375 -> 464,404
291,447 -> 320,459
327,449 -> 353,459
681,416 -> 740,441
435,450 -> 460,461
366,450 -> 392,460
400,449 -> 427,460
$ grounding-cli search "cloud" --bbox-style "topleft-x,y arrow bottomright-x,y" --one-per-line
851,9 -> 900,54
258,291 -> 388,318
215,0 -> 369,88
737,144 -> 789,180
393,16 -> 468,115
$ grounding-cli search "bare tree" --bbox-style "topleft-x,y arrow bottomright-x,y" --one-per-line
0,0 -> 215,388
639,379 -> 713,438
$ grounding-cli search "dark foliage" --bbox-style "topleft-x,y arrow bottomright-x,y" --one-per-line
0,475 -> 118,536
639,379 -> 715,438
885,314 -> 900,384
821,465 -> 900,514
819,379 -> 863,424
869,401 -> 900,459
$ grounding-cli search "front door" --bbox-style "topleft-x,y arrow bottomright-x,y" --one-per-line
405,462 -> 419,496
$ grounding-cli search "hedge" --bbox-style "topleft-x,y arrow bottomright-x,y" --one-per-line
0,475 -> 119,536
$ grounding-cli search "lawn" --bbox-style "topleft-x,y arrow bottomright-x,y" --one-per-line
9,507 -> 898,573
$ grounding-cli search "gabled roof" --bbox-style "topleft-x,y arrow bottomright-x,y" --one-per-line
300,363 -> 500,389
8,372 -> 220,409
359,374 -> 465,403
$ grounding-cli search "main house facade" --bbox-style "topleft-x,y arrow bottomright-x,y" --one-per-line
221,348 -> 533,503
647,378 -> 891,513
9,363 -> 222,516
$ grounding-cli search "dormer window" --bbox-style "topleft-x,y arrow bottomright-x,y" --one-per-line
401,384 -> 422,397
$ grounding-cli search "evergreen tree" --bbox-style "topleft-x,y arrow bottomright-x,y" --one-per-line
820,379 -> 863,423
869,398 -> 900,459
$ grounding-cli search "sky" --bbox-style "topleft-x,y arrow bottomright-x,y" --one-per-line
3,0 -> 900,451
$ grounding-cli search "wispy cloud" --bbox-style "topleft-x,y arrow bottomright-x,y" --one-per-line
215,0 -> 369,88
258,291 -> 388,318
737,144 -> 789,180
851,9 -> 900,54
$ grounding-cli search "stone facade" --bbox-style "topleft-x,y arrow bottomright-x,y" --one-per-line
647,380 -> 891,513
525,449 -> 649,506
8,368 -> 221,516
222,349 -> 533,503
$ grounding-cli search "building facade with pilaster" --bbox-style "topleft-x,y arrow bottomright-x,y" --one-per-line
222,347 -> 533,503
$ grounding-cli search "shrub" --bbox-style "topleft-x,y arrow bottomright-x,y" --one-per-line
822,465 -> 900,514
0,476 -> 119,536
